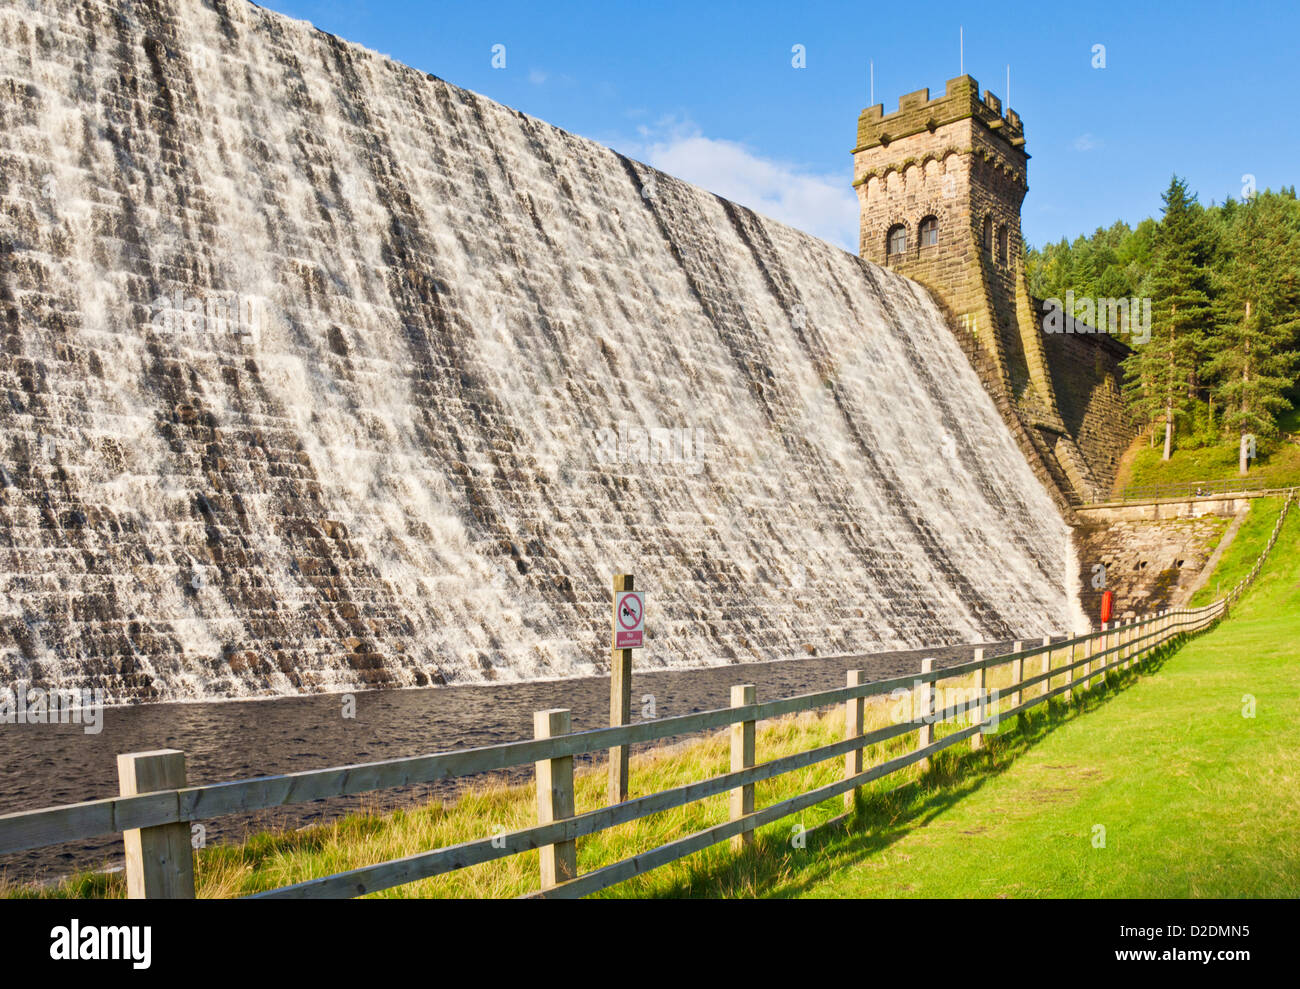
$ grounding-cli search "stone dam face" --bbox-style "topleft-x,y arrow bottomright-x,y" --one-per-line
0,0 -> 1073,702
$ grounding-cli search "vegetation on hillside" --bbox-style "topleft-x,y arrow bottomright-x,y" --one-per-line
1028,180 -> 1300,473
1116,406 -> 1300,495
1185,496 -> 1289,607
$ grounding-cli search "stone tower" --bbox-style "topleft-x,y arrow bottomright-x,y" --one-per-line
853,76 -> 1106,508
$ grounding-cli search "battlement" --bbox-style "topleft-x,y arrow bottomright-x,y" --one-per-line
854,75 -> 1025,154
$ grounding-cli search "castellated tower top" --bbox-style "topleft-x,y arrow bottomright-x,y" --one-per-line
851,75 -> 1029,298
852,75 -> 1025,157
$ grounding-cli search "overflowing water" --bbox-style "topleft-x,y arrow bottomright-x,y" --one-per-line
0,0 -> 1072,702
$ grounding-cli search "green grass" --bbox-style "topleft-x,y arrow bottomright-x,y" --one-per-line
1186,496 -> 1287,607
1118,406 -> 1300,494
680,503 -> 1300,899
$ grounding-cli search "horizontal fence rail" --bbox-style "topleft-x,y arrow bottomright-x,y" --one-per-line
1,493 -> 1292,899
1109,476 -> 1282,504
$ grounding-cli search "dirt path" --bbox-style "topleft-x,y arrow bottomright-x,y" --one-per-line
1109,430 -> 1153,497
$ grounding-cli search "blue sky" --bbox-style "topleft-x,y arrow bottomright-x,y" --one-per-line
261,0 -> 1300,253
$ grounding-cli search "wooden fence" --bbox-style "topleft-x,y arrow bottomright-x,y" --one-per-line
1109,476 -> 1280,504
1,493 -> 1291,899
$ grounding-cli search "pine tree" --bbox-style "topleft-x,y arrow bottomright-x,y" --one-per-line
1121,176 -> 1214,458
1205,190 -> 1300,472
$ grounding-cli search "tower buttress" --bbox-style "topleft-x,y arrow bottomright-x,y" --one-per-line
853,77 -> 1102,506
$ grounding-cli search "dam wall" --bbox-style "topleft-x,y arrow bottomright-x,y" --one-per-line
0,0 -> 1072,700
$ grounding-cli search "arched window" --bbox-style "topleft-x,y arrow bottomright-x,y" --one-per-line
982,215 -> 993,253
997,225 -> 1009,264
919,215 -> 939,247
886,224 -> 907,256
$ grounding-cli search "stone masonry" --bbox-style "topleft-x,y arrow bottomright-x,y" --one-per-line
1071,513 -> 1235,619
853,77 -> 1136,511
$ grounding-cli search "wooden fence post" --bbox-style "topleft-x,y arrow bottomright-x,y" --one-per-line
971,648 -> 987,752
534,709 -> 576,889
844,671 -> 864,810
117,749 -> 195,899
608,574 -> 634,805
1064,639 -> 1075,703
917,658 -> 935,772
730,684 -> 756,852
1041,635 -> 1052,700
1081,635 -> 1093,692
1009,640 -> 1024,714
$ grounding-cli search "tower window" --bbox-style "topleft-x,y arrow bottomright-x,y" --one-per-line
997,225 -> 1009,264
919,216 -> 938,247
886,224 -> 907,256
982,216 -> 993,253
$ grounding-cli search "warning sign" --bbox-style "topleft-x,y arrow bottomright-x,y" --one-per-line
614,590 -> 645,649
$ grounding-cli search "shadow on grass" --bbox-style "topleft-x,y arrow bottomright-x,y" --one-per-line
646,642 -> 1181,899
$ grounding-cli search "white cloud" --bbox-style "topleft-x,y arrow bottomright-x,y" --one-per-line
528,69 -> 548,86
1072,133 -> 1102,152
615,119 -> 859,253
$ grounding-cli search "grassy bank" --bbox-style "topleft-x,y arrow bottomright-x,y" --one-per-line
0,696 -> 895,898
697,503 -> 1300,898
1186,496 -> 1288,607
3,646 -> 1202,899
1115,407 -> 1300,494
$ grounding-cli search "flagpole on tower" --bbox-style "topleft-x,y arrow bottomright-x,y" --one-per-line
960,26 -> 964,76
870,59 -> 874,105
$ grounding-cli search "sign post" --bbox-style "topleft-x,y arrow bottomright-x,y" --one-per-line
609,575 -> 644,804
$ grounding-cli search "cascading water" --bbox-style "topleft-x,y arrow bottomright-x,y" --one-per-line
0,0 -> 1071,703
